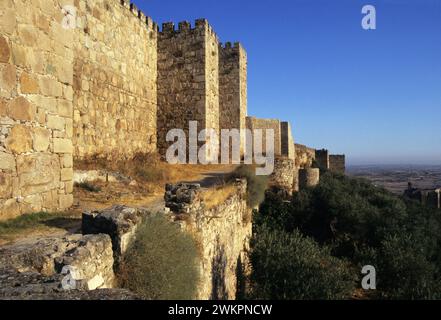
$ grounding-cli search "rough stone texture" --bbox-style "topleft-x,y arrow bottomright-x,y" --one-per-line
246,117 -> 281,156
295,143 -> 316,168
157,20 -> 220,159
219,42 -> 247,155
0,0 -> 74,220
73,0 -> 157,160
82,205 -> 146,262
329,154 -> 346,174
280,121 -> 295,160
270,158 -> 295,195
165,179 -> 252,300
299,168 -> 320,190
315,149 -> 330,171
0,234 -> 115,292
73,170 -> 130,184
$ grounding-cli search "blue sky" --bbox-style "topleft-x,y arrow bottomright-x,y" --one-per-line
133,0 -> 441,165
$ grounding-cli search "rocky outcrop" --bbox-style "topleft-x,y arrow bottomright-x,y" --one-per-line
0,233 -> 115,296
82,205 -> 146,262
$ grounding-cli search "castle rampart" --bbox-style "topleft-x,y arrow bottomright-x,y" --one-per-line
73,0 -> 158,160
219,42 -> 247,155
157,19 -> 220,157
329,154 -> 346,174
0,0 -> 75,219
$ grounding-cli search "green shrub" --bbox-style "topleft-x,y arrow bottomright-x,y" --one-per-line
228,165 -> 268,208
119,214 -> 200,300
255,171 -> 441,299
248,225 -> 356,300
75,182 -> 102,193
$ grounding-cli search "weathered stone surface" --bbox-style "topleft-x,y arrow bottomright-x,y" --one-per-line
5,125 -> 33,154
60,168 -> 73,182
299,168 -> 320,190
0,234 -> 115,292
270,158 -> 296,195
329,155 -> 346,174
16,153 -> 60,196
7,96 -> 35,121
59,194 -> 73,210
295,143 -> 316,168
19,72 -> 39,94
165,179 -> 252,300
0,172 -> 12,199
39,77 -> 62,97
0,63 -> 15,93
165,183 -> 202,213
82,205 -> 146,261
47,114 -> 65,130
32,127 -> 50,152
0,98 -> 6,116
53,138 -> 73,154
0,35 -> 10,63
0,152 -> 15,172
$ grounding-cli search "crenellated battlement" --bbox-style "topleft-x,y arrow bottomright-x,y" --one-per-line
159,19 -> 219,42
117,0 -> 157,32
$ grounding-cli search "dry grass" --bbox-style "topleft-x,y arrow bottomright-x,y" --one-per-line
202,184 -> 237,210
0,211 -> 82,245
75,152 -> 235,193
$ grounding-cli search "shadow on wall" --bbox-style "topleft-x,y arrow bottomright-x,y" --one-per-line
235,255 -> 247,300
211,236 -> 228,300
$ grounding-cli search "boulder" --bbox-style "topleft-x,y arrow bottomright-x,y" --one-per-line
82,205 -> 146,261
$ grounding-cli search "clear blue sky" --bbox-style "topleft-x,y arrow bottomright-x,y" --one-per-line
133,0 -> 441,165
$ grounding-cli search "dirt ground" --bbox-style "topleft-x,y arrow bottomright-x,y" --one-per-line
0,164 -> 237,247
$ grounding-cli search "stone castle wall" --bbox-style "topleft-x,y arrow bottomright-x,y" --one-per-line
0,0 -> 74,220
281,121 -> 295,160
157,20 -> 220,157
295,143 -> 316,168
219,43 -> 247,154
245,116 -> 281,156
315,149 -> 329,170
329,154 -> 345,174
270,158 -> 296,194
165,180 -> 252,300
73,0 -> 157,160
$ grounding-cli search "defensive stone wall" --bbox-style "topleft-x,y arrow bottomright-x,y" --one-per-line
270,158 -> 295,195
245,116 -> 281,156
315,149 -> 329,170
157,19 -> 220,157
295,143 -> 316,168
280,121 -> 295,160
0,0 -> 75,220
219,42 -> 247,154
329,154 -> 345,174
165,180 -> 252,300
73,0 -> 158,160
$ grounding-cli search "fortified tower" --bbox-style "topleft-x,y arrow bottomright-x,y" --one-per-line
219,42 -> 247,155
157,19 -> 220,158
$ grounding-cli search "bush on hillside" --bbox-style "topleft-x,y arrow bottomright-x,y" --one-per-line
119,214 -> 200,300
248,225 -> 356,300
254,171 -> 441,299
228,165 -> 269,208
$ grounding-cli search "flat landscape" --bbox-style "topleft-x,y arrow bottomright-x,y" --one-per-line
347,165 -> 441,194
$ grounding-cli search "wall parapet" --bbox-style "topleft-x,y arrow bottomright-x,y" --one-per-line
165,180 -> 251,300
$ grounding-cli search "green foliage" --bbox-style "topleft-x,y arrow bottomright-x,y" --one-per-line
75,182 -> 102,193
254,171 -> 441,299
119,214 -> 200,300
228,165 -> 268,208
249,225 -> 356,300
